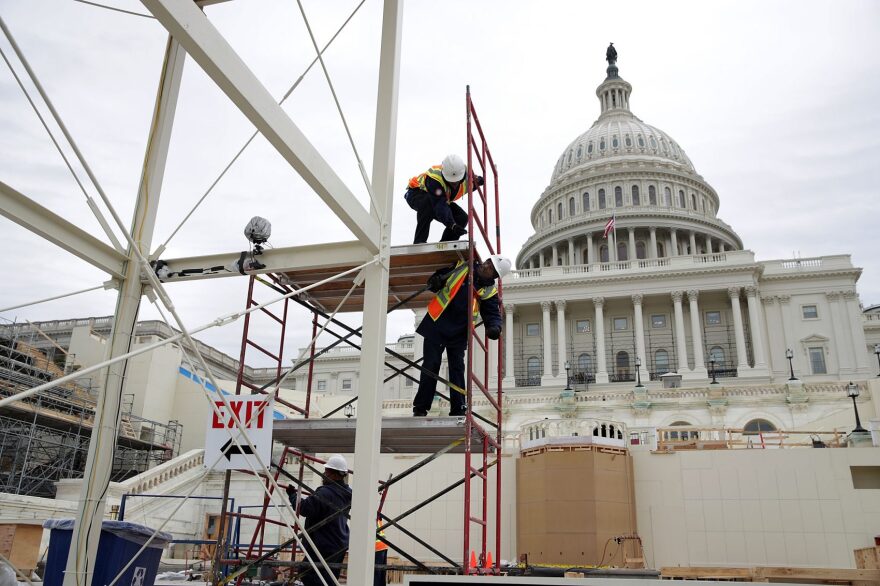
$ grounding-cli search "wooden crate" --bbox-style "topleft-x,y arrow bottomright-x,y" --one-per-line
0,523 -> 43,574
856,546 -> 880,570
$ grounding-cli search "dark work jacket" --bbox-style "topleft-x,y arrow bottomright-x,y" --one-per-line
297,481 -> 352,555
421,174 -> 470,228
416,261 -> 502,344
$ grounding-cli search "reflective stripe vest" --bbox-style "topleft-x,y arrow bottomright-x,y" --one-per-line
426,261 -> 498,323
375,519 -> 388,552
408,165 -> 467,202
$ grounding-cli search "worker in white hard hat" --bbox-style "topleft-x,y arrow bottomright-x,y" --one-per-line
404,154 -> 484,244
412,254 -> 511,416
287,454 -> 352,586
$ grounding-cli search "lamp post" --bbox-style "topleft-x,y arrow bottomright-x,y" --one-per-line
344,403 -> 355,419
846,382 -> 866,433
635,356 -> 643,388
874,343 -> 880,377
564,361 -> 572,391
785,348 -> 797,381
709,358 -> 719,385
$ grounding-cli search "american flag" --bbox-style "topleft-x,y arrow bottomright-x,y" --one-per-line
603,214 -> 616,239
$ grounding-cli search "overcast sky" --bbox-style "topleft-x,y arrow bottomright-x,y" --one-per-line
1,0 -> 879,367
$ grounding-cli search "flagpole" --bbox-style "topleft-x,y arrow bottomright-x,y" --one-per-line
612,212 -> 617,262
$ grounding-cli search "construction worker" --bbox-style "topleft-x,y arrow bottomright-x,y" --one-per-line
287,454 -> 352,586
404,154 -> 484,244
412,255 -> 511,416
374,518 -> 388,586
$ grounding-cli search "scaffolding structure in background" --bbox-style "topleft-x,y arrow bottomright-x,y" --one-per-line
0,328 -> 181,498
215,88 -> 505,580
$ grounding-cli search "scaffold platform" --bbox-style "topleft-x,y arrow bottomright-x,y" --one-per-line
272,416 -> 480,453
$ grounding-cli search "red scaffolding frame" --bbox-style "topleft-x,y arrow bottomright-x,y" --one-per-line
217,88 -> 505,580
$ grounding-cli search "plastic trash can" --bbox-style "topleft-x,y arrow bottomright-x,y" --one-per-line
43,519 -> 172,586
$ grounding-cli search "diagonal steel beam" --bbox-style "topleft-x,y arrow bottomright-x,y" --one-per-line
140,0 -> 379,253
0,180 -> 125,278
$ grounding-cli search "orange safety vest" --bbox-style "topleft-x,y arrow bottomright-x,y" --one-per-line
426,261 -> 498,323
375,519 -> 388,552
408,165 -> 467,203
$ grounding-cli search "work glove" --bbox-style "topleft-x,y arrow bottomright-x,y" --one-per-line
486,325 -> 501,340
449,224 -> 468,238
472,175 -> 485,188
285,483 -> 297,502
427,273 -> 445,293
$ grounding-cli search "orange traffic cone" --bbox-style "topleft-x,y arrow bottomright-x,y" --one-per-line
469,550 -> 477,570
485,551 -> 493,569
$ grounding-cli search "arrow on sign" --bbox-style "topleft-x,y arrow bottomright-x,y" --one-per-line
221,438 -> 255,460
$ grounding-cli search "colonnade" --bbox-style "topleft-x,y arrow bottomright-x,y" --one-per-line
502,286 -> 767,386
525,226 -> 731,269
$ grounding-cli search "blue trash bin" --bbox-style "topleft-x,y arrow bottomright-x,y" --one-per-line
43,519 -> 172,586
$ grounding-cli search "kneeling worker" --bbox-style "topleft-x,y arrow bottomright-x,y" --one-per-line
413,255 -> 511,416
404,154 -> 483,244
287,454 -> 352,586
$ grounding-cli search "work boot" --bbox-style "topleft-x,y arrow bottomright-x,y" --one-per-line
413,409 -> 428,417
448,408 -> 467,417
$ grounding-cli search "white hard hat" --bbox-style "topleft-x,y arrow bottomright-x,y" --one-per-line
441,154 -> 466,183
324,454 -> 348,473
487,255 -> 512,279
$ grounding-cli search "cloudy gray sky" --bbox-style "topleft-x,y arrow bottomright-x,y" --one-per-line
1,0 -> 879,366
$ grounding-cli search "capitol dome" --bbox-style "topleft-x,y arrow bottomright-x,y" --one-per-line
517,47 -> 742,270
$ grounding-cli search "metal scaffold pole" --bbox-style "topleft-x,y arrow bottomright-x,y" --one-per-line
346,1 -> 402,583
62,37 -> 186,586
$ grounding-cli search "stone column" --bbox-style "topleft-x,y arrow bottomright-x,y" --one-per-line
649,227 -> 658,259
556,300 -> 568,384
586,232 -> 594,264
672,291 -> 690,373
671,229 -> 679,256
744,286 -> 768,373
632,294 -> 648,382
689,231 -> 697,255
728,287 -> 750,373
551,244 -> 558,267
628,228 -> 637,261
502,303 -> 516,388
719,242 -> 726,253
844,291 -> 872,372
541,301 -> 554,385
825,292 -> 849,375
528,258 -> 535,270
568,238 -> 575,266
593,297 -> 609,383
706,235 -> 713,254
686,290 -> 708,378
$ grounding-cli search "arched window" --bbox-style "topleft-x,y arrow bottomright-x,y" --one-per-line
600,245 -> 609,262
587,142 -> 593,154
569,197 -> 576,216
616,351 -> 630,379
638,135 -> 645,148
576,145 -> 582,159
598,189 -> 606,209
650,136 -> 657,149
567,150 -> 573,164
636,241 -> 646,259
615,186 -> 623,207
625,135 -> 632,147
654,349 -> 670,375
657,241 -> 666,257
577,353 -> 592,373
599,138 -> 606,151
527,356 -> 541,381
691,193 -> 697,210
648,185 -> 656,205
558,202 -> 563,220
663,187 -> 671,206
612,135 -> 619,148
617,241 -> 628,261
669,420 -> 693,441
582,192 -> 590,212
632,185 -> 640,205
709,346 -> 725,363
548,208 -> 553,223
678,190 -> 686,207
743,418 -> 777,435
